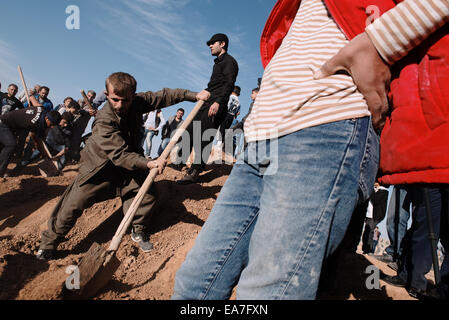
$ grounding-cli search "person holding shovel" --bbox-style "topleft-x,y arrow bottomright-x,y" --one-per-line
0,107 -> 62,179
177,33 -> 238,184
36,72 -> 203,260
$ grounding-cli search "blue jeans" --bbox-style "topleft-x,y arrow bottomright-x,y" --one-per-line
172,117 -> 379,300
234,132 -> 245,158
157,137 -> 170,157
385,185 -> 412,259
143,130 -> 157,158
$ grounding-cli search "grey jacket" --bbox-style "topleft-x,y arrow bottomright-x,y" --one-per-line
78,88 -> 197,185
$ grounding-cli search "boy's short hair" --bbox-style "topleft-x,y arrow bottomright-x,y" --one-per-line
64,97 -> 73,103
177,108 -> 185,113
67,100 -> 81,110
46,110 -> 62,125
61,111 -> 74,123
252,87 -> 260,93
105,72 -> 137,96
40,86 -> 50,92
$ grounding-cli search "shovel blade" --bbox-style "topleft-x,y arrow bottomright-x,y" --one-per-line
63,242 -> 121,299
38,159 -> 59,177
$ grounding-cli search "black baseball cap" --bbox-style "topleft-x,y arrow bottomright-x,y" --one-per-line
207,33 -> 229,50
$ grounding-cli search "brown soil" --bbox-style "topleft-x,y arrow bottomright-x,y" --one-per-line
0,158 -> 418,300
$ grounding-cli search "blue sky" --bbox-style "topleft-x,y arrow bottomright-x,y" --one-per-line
1,0 -> 274,125
0,0 -> 411,246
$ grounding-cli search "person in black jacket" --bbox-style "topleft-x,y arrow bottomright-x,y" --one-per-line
27,111 -> 74,172
157,108 -> 185,157
0,107 -> 62,178
178,33 -> 239,184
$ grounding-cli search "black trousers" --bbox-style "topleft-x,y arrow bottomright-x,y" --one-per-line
180,104 -> 226,171
0,123 -> 28,176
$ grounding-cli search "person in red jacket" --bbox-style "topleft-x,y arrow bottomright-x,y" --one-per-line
172,0 -> 449,300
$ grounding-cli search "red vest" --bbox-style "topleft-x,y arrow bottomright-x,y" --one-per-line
261,0 -> 449,185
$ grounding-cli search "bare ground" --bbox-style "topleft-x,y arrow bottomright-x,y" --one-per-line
0,156 -> 419,300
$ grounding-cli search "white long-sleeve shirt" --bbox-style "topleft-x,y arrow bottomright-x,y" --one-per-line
144,111 -> 165,131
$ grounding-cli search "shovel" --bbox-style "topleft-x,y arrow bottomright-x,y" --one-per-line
63,99 -> 204,299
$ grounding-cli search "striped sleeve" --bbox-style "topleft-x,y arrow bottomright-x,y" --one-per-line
365,0 -> 449,64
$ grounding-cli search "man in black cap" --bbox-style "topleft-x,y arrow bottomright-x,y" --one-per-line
0,106 -> 62,178
178,33 -> 239,184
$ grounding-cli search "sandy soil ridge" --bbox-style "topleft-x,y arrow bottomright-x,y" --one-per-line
0,160 -> 417,300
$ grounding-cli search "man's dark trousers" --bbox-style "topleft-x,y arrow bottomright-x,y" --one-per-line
181,103 -> 226,172
218,113 -> 235,149
0,123 -> 29,176
0,122 -> 16,176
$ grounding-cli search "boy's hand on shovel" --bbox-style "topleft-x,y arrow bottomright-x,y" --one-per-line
196,90 -> 210,101
147,158 -> 166,174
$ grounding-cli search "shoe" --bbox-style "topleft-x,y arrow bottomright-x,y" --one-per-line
373,253 -> 394,263
380,274 -> 407,288
168,163 -> 184,171
36,249 -> 54,261
387,262 -> 399,272
406,287 -> 423,299
407,287 -> 443,300
10,164 -> 24,176
177,168 -> 200,185
131,230 -> 153,253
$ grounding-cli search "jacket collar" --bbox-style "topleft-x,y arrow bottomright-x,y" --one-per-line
214,52 -> 228,64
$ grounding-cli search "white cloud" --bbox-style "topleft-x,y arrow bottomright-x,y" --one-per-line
95,0 -> 213,89
0,40 -> 21,87
0,39 -> 39,92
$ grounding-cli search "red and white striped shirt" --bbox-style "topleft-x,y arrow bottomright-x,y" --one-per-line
244,0 -> 449,142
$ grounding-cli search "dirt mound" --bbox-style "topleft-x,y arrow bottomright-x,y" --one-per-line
0,159 -> 416,300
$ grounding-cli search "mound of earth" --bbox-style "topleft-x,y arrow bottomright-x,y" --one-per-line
0,156 -> 420,300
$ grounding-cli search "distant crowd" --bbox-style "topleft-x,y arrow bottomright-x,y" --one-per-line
0,80 -> 258,179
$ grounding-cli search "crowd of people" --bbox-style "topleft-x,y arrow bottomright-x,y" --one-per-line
1,0 -> 449,301
0,77 -> 252,181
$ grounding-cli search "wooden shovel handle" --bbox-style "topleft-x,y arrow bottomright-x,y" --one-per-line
80,90 -> 95,111
17,66 -> 32,108
36,138 -> 60,170
107,99 -> 204,252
